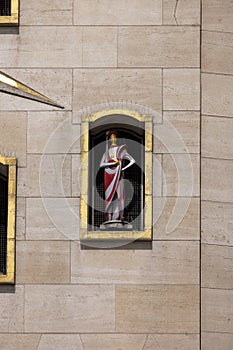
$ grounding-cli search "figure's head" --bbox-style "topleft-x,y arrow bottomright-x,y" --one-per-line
108,130 -> 118,144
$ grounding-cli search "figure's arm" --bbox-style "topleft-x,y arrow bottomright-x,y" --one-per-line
121,152 -> 135,171
100,153 -> 119,168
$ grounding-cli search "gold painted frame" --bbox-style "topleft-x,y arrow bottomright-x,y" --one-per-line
80,109 -> 153,242
0,0 -> 19,26
0,154 -> 16,284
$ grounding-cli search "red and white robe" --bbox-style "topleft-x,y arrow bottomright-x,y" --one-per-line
100,144 -> 135,221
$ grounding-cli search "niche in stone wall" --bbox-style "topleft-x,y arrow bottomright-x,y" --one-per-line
80,109 -> 153,243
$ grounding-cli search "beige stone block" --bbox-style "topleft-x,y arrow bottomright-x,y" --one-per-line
202,158 -> 233,202
202,116 -> 233,159
71,241 -> 199,284
72,154 -> 81,197
20,0 -> 72,25
17,154 -> 71,197
74,0 -> 162,25
0,27 -> 82,67
163,154 -> 200,197
25,285 -> 115,332
0,286 -> 24,332
16,197 -> 26,240
26,198 -> 79,241
0,334 -> 40,350
202,201 -> 233,245
0,111 -> 27,166
144,334 -> 199,350
155,111 -> 200,153
202,31 -> 233,75
16,241 -> 70,284
82,27 -> 117,67
118,27 -> 200,67
73,69 -> 162,115
0,69 -> 72,110
81,334 -> 146,350
28,112 -> 80,154
202,333 -> 233,350
38,335 -> 83,350
202,74 -> 233,117
163,0 -> 200,24
153,154 -> 163,196
202,0 -> 233,32
154,197 -> 200,240
163,69 -> 200,110
116,285 -> 199,333
202,244 -> 233,289
202,288 -> 233,332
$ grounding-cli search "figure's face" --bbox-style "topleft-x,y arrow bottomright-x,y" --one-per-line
110,133 -> 117,144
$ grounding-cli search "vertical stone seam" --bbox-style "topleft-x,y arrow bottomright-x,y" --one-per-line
200,0 -> 203,348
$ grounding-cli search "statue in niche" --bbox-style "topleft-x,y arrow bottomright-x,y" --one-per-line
99,130 -> 135,229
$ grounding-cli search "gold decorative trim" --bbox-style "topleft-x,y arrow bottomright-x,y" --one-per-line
80,109 -> 153,242
0,0 -> 19,26
0,154 -> 16,284
0,71 -> 64,109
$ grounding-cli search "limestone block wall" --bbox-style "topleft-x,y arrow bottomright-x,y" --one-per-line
201,0 -> 233,349
0,0 -> 229,349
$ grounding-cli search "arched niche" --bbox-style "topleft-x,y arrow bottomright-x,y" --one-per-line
80,109 -> 152,242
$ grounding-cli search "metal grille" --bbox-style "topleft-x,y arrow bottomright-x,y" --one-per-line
0,0 -> 11,16
0,174 -> 8,275
89,129 -> 144,231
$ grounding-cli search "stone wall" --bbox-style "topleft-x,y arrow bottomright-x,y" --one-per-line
201,0 -> 233,349
0,0 -> 231,349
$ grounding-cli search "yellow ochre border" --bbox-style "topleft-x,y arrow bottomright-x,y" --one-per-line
80,109 -> 153,242
0,154 -> 16,284
0,0 -> 19,26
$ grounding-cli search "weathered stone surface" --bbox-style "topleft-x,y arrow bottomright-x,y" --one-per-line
202,333 -> 233,350
202,0 -> 233,32
202,116 -> 233,159
71,241 -> 199,284
27,112 -> 80,154
74,0 -> 162,25
0,69 -> 72,110
153,154 -> 163,196
38,334 -> 83,350
17,155 -> 71,197
16,197 -> 26,240
154,197 -> 200,240
163,154 -> 200,197
81,334 -> 146,350
0,27 -> 82,67
202,74 -> 233,117
202,158 -> 233,202
163,0 -> 200,25
155,111 -> 200,153
0,111 -> 27,166
144,334 -> 199,350
116,285 -> 199,333
202,244 -> 233,289
82,27 -> 117,67
73,69 -> 162,115
163,69 -> 200,110
202,31 -> 233,75
26,198 -> 79,241
202,288 -> 233,332
20,0 -> 73,25
0,286 -> 24,332
25,285 -> 115,332
16,241 -> 70,284
0,334 -> 40,350
118,27 -> 200,67
72,155 -> 81,197
202,201 -> 233,245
